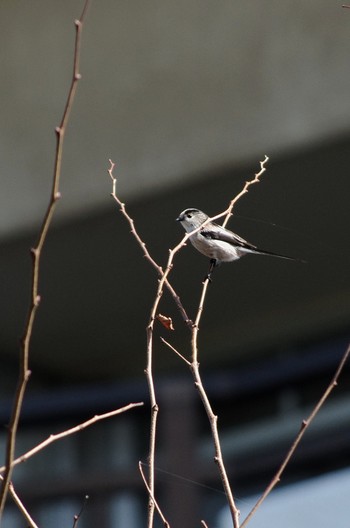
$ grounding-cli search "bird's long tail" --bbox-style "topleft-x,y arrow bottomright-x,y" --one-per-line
248,247 -> 306,263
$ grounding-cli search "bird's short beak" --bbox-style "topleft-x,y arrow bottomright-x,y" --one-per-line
176,216 -> 181,222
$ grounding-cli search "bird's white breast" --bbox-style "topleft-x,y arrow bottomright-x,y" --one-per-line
190,232 -> 242,262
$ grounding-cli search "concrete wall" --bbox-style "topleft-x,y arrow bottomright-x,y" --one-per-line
1,1 -> 350,237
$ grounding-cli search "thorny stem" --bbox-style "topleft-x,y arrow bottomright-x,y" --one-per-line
0,1 -> 90,518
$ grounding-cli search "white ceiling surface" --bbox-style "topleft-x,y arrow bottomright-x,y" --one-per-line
1,1 -> 350,239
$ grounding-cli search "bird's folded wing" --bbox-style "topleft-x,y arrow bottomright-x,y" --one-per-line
200,227 -> 257,250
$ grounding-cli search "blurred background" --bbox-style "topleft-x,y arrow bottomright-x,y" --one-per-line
0,1 -> 349,527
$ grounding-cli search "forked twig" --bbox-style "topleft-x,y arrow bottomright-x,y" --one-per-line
0,0 -> 90,516
240,343 -> 350,527
108,157 -> 270,528
108,160 -> 192,328
0,402 -> 144,474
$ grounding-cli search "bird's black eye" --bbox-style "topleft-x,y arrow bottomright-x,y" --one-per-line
186,213 -> 192,218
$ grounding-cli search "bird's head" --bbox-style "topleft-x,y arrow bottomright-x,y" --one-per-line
176,208 -> 209,233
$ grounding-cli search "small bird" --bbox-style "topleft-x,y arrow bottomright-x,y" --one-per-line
176,208 -> 297,280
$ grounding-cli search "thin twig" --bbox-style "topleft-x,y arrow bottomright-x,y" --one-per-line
139,462 -> 171,528
145,307 -> 160,527
0,1 -> 90,517
191,279 -> 210,365
160,337 -> 191,366
72,495 -> 89,528
108,160 -> 193,328
0,403 -> 144,474
240,342 -> 350,528
222,155 -> 269,228
0,477 -> 39,528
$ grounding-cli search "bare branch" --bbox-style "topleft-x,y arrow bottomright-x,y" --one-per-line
0,402 -> 144,474
241,342 -> 350,528
0,0 -> 90,515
